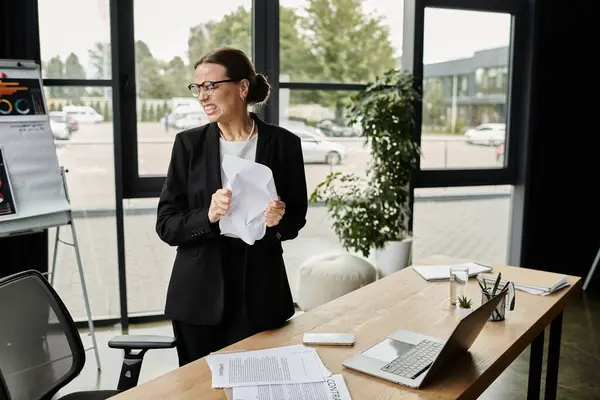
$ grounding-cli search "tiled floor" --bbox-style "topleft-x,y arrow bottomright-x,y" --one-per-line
54,288 -> 600,399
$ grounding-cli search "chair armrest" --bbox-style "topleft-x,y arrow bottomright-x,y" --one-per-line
108,334 -> 176,350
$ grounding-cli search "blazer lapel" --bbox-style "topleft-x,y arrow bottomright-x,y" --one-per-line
205,122 -> 222,194
253,112 -> 273,166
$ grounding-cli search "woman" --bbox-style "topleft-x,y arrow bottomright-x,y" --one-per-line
156,47 -> 308,367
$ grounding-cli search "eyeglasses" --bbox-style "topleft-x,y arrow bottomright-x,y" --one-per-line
187,79 -> 240,98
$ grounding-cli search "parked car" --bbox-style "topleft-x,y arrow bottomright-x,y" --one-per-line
63,105 -> 104,124
174,112 -> 210,129
50,111 -> 78,132
160,104 -> 206,129
283,122 -> 347,165
464,123 -> 506,146
316,118 -> 361,137
49,112 -> 71,140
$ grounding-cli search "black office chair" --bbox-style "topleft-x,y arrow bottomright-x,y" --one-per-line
0,269 -> 176,400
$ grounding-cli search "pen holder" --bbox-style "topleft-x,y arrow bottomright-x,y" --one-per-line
479,276 -> 515,322
481,291 -> 507,321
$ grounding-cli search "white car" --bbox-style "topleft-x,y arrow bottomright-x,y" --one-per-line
283,123 -> 347,165
174,112 -> 210,129
464,123 -> 506,146
49,113 -> 71,140
63,105 -> 104,124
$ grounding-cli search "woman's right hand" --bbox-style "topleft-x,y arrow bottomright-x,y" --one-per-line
208,188 -> 232,223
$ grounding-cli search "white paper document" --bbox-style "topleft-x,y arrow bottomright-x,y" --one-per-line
479,275 -> 569,296
231,374 -> 352,400
207,345 -> 329,388
219,154 -> 278,245
412,262 -> 493,281
0,121 -> 71,223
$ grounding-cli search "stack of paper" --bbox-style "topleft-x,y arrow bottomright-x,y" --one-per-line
412,262 -> 493,281
479,275 -> 569,296
206,345 -> 352,400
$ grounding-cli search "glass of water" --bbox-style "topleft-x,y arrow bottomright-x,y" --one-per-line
449,266 -> 469,305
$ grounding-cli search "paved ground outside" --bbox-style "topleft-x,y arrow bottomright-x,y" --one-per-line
45,122 -> 511,321
55,122 -> 504,210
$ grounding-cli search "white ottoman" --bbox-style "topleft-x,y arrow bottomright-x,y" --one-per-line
295,252 -> 377,311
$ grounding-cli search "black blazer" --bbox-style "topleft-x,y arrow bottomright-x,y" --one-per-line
156,113 -> 308,329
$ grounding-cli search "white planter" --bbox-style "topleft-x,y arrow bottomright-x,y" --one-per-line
458,307 -> 473,319
375,238 -> 412,278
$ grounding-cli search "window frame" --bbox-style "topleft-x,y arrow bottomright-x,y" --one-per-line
35,0 -> 536,327
403,0 -> 526,188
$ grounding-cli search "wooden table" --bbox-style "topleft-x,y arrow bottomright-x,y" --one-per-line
110,255 -> 581,399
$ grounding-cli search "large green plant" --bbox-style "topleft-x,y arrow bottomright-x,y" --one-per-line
309,69 -> 421,258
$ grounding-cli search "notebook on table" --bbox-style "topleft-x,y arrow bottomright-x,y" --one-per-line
412,262 -> 493,282
478,272 -> 569,296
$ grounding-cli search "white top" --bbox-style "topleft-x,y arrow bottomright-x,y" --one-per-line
218,124 -> 258,240
219,135 -> 258,187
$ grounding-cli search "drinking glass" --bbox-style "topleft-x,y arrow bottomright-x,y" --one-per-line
449,266 -> 469,305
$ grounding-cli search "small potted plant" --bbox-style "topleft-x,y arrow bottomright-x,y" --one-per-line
457,294 -> 473,319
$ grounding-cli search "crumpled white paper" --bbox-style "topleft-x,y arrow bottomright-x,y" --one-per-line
219,154 -> 278,245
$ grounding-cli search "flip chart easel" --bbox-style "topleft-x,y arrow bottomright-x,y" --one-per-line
50,167 -> 102,370
0,59 -> 101,370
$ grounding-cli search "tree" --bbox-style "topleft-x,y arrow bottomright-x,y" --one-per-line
280,7 -> 319,82
44,56 -> 66,98
141,102 -> 148,122
165,56 -> 191,97
422,78 -> 445,129
88,42 -> 111,79
64,53 -> 87,102
188,22 -> 216,66
187,6 -> 251,66
103,102 -> 110,121
300,0 -> 397,120
135,40 -> 173,99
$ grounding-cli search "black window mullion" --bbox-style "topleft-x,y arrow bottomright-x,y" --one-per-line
43,79 -> 112,87
253,0 -> 280,125
111,0 -> 138,199
110,0 -> 137,329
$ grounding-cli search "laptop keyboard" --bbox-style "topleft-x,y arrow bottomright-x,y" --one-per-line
380,340 -> 443,379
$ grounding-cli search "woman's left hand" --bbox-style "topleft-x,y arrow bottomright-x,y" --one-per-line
265,197 -> 285,227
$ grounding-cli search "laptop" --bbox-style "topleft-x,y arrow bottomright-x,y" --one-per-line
342,287 -> 509,389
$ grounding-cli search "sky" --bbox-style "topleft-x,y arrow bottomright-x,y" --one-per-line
38,0 -> 511,77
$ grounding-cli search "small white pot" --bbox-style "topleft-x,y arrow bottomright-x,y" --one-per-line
375,238 -> 413,278
458,307 -> 473,319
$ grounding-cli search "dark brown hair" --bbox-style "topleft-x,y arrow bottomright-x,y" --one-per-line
194,47 -> 270,106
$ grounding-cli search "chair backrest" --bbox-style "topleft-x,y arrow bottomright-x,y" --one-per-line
0,369 -> 9,400
0,270 -> 85,400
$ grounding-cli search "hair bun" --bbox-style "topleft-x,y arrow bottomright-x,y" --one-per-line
247,73 -> 271,106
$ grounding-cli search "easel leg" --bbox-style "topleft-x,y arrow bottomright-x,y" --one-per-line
50,226 -> 60,286
70,218 -> 102,371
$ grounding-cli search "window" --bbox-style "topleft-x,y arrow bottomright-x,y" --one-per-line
280,90 -> 363,194
38,0 -> 111,80
133,0 -> 252,178
279,0 -> 403,83
421,8 -> 512,169
42,87 -> 119,320
412,186 -> 512,266
38,0 -> 118,321
126,0 -> 253,314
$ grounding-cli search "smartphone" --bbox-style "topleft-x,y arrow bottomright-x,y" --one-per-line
302,332 -> 355,346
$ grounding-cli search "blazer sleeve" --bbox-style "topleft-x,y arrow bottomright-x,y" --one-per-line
156,133 -> 219,246
272,135 -> 308,241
